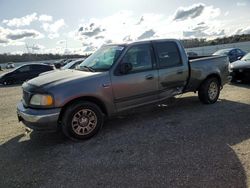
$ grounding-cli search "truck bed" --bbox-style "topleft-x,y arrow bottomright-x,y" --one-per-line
185,55 -> 229,92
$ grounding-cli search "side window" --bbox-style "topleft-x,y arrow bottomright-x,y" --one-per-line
121,44 -> 153,72
230,50 -> 236,55
30,65 -> 40,71
40,65 -> 51,71
236,49 -> 242,54
18,65 -> 30,72
155,42 -> 182,68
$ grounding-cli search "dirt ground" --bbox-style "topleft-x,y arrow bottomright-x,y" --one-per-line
0,83 -> 250,188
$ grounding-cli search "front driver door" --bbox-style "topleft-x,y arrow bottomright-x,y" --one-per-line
15,65 -> 31,83
111,43 -> 158,112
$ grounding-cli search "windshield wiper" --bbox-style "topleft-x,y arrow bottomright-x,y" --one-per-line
82,66 -> 95,72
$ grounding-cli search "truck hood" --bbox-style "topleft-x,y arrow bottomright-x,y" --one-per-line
27,69 -> 103,88
231,60 -> 250,69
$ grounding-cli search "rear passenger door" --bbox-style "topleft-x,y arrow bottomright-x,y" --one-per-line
153,41 -> 189,100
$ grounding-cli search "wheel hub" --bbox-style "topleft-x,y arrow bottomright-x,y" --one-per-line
208,82 -> 218,100
71,109 -> 97,136
78,116 -> 89,127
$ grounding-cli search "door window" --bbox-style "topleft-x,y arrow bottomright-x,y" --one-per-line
121,45 -> 153,72
155,42 -> 182,68
18,65 -> 30,72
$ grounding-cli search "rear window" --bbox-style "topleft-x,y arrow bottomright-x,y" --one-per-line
155,42 -> 182,68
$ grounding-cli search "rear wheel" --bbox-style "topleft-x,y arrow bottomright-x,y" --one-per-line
198,77 -> 220,104
61,101 -> 104,140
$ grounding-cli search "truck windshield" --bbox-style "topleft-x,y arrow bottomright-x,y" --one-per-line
79,45 -> 125,72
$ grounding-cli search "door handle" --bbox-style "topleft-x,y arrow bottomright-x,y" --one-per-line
145,74 -> 154,80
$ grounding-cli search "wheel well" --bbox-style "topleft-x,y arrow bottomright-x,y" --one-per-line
198,74 -> 222,91
206,74 -> 221,86
58,96 -> 108,123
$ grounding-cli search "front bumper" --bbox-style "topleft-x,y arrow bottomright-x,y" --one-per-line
17,102 -> 61,131
230,69 -> 250,81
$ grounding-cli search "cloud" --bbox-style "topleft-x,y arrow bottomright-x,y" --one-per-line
123,35 -> 133,42
0,26 -> 43,46
173,3 -> 205,21
3,13 -> 38,27
42,19 -> 65,38
137,29 -> 155,40
84,45 -> 97,52
0,39 -> 8,44
192,23 -> 209,31
30,44 -> 45,50
6,29 -> 41,40
66,5 -> 223,52
95,36 -> 105,39
235,27 -> 250,35
183,28 -> 225,38
104,39 -> 113,44
136,16 -> 144,25
57,40 -> 66,45
224,11 -> 229,16
39,14 -> 53,22
78,25 -> 104,37
237,2 -> 246,6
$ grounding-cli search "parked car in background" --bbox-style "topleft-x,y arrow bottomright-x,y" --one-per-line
0,63 -> 55,85
229,52 -> 250,82
54,59 -> 74,69
213,48 -> 246,63
6,62 -> 15,69
61,58 -> 85,70
17,39 -> 229,140
187,51 -> 198,57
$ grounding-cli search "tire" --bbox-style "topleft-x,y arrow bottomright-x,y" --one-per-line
61,101 -> 104,140
198,77 -> 220,104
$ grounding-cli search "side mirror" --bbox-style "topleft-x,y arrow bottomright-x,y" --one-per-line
237,56 -> 242,60
119,62 -> 132,74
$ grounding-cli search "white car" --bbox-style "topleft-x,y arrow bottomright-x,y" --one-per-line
6,63 -> 15,69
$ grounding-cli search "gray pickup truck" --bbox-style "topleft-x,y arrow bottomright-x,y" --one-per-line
17,39 -> 229,140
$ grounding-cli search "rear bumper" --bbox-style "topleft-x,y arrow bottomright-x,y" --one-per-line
17,102 -> 61,131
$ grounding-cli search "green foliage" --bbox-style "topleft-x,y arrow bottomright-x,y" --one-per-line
0,53 -> 90,64
1,34 -> 250,63
181,34 -> 250,48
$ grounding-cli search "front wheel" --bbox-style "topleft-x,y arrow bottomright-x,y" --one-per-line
198,77 -> 220,104
62,101 -> 104,140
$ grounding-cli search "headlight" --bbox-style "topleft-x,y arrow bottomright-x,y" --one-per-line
228,64 -> 233,72
30,94 -> 53,106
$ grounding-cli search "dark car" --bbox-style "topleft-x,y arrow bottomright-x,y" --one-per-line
229,52 -> 250,82
61,58 -> 85,70
0,63 -> 55,85
213,48 -> 246,63
187,51 -> 198,57
54,59 -> 74,69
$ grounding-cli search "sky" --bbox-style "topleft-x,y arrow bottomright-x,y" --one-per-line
0,0 -> 249,55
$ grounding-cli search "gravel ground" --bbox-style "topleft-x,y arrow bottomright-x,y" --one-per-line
0,83 -> 250,188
